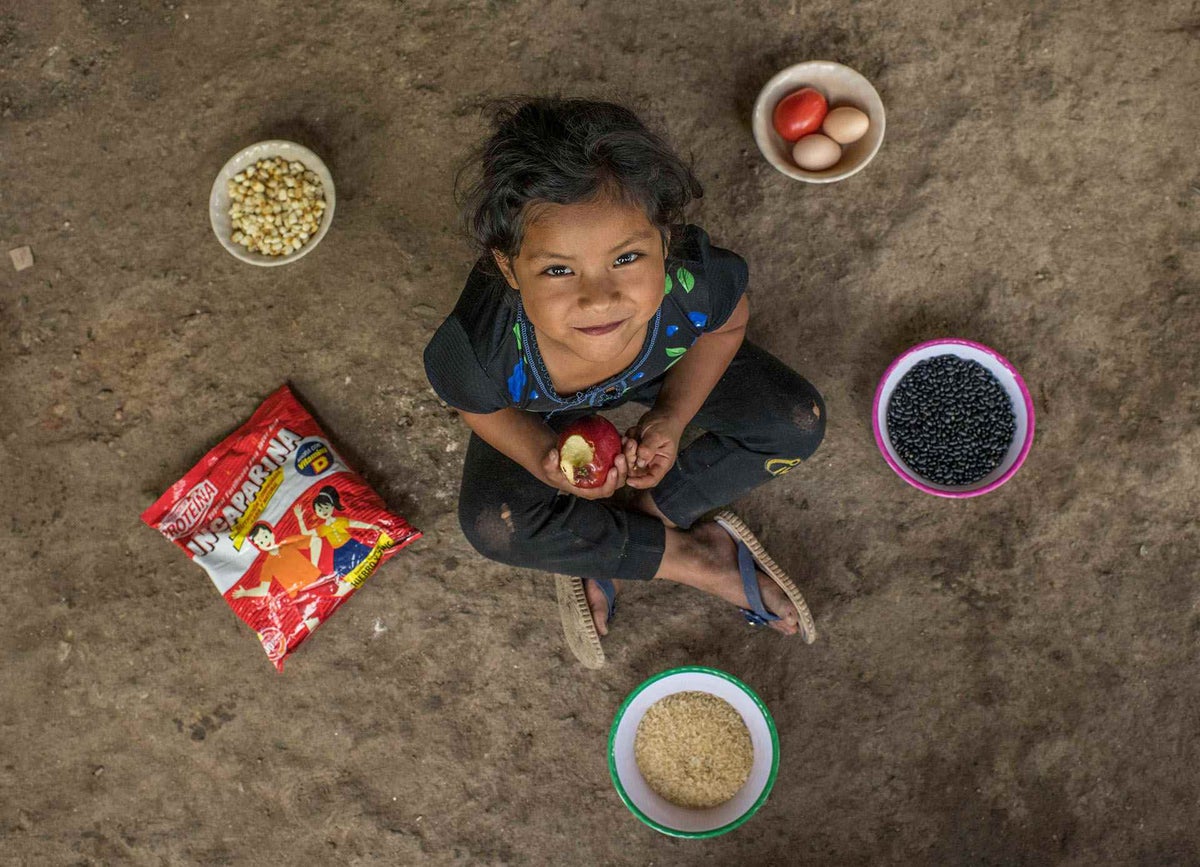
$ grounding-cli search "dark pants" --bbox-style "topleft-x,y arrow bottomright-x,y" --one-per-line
457,341 -> 826,581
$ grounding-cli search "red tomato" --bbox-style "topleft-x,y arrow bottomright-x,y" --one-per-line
772,87 -> 829,142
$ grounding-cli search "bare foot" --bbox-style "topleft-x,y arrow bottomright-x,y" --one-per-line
627,489 -> 677,528
584,579 -> 620,636
679,523 -> 801,636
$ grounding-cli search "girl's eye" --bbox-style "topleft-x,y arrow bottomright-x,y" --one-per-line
615,251 -> 641,266
544,265 -> 573,277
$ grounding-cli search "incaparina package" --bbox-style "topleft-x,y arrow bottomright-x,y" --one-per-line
142,385 -> 420,670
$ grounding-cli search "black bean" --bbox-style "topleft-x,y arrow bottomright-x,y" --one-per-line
886,354 -> 1016,486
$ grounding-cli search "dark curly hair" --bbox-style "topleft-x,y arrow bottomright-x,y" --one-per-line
456,97 -> 703,272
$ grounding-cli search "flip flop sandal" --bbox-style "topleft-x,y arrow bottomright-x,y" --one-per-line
713,509 -> 817,644
555,576 -> 616,669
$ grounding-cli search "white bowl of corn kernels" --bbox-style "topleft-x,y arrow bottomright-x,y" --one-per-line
209,140 -> 335,266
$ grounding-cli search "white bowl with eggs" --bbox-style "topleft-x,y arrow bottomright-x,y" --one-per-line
209,140 -> 336,266
752,60 -> 886,183
608,666 -> 779,838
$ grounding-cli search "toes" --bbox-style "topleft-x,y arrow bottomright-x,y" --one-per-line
589,601 -> 608,636
754,573 -> 801,633
584,580 -> 612,636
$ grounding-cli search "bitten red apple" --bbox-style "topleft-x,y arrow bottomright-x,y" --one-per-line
558,415 -> 622,489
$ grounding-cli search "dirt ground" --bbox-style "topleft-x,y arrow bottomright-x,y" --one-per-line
3,0 -> 1198,864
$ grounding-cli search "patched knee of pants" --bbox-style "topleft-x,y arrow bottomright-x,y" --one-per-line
792,400 -> 823,433
470,502 -> 517,558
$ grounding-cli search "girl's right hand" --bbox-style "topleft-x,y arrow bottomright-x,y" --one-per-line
541,448 -> 629,500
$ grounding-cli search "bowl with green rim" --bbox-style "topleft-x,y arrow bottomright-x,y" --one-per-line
608,666 -> 779,838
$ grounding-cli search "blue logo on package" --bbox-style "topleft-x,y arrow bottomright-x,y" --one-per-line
295,440 -> 332,476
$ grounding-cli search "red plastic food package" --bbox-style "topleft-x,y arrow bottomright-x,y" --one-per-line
142,384 -> 420,670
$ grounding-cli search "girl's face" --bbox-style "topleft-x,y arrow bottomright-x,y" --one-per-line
493,194 -> 667,366
314,501 -> 333,519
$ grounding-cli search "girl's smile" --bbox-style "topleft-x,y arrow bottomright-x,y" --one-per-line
574,318 -> 628,337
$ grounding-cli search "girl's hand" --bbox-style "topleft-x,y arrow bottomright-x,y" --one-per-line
623,411 -> 683,490
232,587 -> 245,599
293,505 -> 303,518
541,447 -> 629,500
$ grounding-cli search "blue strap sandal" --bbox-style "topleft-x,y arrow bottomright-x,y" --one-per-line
732,537 -> 780,627
555,575 -> 617,669
714,509 -> 818,644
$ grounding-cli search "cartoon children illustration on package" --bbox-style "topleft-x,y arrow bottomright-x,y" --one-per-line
293,485 -> 389,589
231,485 -> 392,638
234,521 -> 335,632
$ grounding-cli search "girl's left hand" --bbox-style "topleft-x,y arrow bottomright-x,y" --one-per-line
623,411 -> 682,489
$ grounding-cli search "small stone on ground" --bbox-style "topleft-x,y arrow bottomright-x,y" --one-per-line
9,246 -> 34,271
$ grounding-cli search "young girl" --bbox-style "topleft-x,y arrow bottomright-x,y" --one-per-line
424,98 -> 826,666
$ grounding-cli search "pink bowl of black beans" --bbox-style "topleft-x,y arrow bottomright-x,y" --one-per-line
872,339 -> 1035,498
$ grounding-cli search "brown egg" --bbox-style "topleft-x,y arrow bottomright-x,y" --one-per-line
791,134 -> 842,171
821,106 -> 870,145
